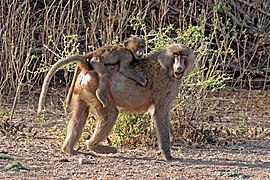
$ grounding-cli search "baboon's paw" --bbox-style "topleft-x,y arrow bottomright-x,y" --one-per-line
88,144 -> 117,154
163,153 -> 179,161
95,90 -> 109,108
61,146 -> 78,155
140,77 -> 148,86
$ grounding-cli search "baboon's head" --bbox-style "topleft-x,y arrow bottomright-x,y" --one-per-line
160,44 -> 195,80
123,35 -> 146,59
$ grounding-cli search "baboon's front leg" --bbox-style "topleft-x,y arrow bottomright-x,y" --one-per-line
169,123 -> 175,146
152,106 -> 173,160
86,104 -> 119,154
61,95 -> 90,154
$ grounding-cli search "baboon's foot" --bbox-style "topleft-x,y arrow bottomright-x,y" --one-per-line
87,144 -> 117,154
164,154 -> 174,161
161,150 -> 175,161
95,90 -> 108,107
61,145 -> 78,155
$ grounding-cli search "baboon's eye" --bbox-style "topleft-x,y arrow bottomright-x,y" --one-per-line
173,52 -> 180,56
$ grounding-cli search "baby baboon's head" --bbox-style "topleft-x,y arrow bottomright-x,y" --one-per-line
123,35 -> 146,59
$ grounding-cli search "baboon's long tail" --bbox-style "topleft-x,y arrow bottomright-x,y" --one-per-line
37,55 -> 88,116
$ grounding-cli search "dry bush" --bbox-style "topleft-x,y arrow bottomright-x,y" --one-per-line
1,0 -> 269,96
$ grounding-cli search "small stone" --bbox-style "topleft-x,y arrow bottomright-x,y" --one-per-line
59,158 -> 69,162
78,158 -> 95,164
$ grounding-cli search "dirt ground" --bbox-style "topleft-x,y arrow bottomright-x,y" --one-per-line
0,89 -> 269,179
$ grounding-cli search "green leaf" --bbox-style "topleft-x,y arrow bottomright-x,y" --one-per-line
0,153 -> 14,160
1,161 -> 30,171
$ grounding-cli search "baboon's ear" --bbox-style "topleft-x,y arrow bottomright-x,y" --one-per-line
123,38 -> 129,47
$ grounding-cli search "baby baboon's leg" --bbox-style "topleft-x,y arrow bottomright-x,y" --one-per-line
119,58 -> 147,86
152,105 -> 173,160
95,74 -> 110,107
86,105 -> 119,154
90,57 -> 106,76
61,94 -> 90,154
90,58 -> 109,107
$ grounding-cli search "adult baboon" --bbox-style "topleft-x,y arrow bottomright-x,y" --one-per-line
65,35 -> 147,108
39,44 -> 195,160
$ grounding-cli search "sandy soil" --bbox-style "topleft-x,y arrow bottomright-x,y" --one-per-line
0,89 -> 269,179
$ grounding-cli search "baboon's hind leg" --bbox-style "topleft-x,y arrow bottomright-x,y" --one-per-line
61,95 -> 90,154
86,104 -> 119,154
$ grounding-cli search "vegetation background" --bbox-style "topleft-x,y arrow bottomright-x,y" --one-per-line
0,1 -> 270,178
0,0 -> 269,149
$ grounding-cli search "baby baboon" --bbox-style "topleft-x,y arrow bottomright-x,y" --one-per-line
38,43 -> 195,160
72,35 -> 147,108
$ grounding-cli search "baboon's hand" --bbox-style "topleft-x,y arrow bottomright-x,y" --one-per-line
140,77 -> 148,86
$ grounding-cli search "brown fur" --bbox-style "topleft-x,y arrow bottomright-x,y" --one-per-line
59,44 -> 195,160
65,35 -> 146,108
90,35 -> 146,107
